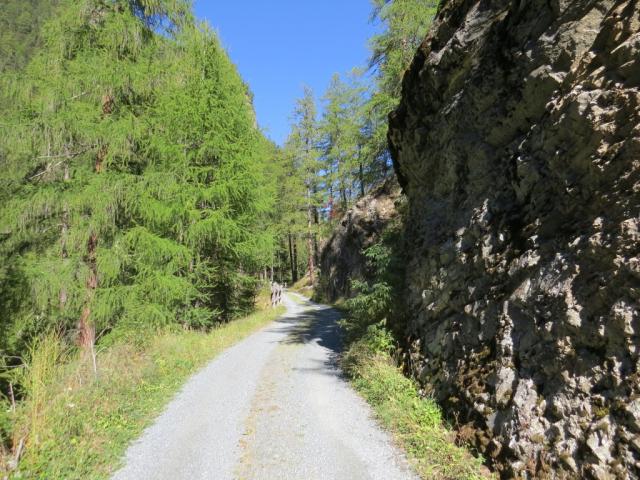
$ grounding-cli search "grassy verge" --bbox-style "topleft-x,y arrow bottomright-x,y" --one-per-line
292,287 -> 489,478
1,304 -> 285,479
289,274 -> 314,297
292,286 -> 491,478
342,328 -> 493,480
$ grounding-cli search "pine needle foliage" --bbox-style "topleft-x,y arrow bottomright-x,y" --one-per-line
0,0 -> 61,73
270,1 -> 440,286
0,0 -> 277,367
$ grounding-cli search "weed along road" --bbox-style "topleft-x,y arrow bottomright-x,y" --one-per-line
111,293 -> 417,480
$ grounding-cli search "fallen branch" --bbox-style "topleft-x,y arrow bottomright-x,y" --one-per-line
36,153 -> 77,160
33,143 -> 97,162
13,437 -> 24,465
69,91 -> 89,101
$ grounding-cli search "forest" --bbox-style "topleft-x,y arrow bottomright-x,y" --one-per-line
3,0 -> 637,478
0,0 -> 280,367
0,0 -> 436,358
0,0 -> 442,477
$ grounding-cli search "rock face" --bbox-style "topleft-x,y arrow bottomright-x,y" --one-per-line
388,1 -> 640,478
318,180 -> 401,302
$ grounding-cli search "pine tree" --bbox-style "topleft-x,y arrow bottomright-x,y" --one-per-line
369,0 -> 439,99
291,88 -> 322,283
363,0 -> 439,176
0,0 -> 277,363
272,143 -> 307,283
319,71 -> 367,212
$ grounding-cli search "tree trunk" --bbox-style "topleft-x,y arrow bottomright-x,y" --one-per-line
292,236 -> 299,283
286,233 -> 294,283
312,205 -> 320,270
359,161 -> 365,197
79,232 -> 97,352
306,194 -> 315,285
59,164 -> 71,309
306,233 -> 315,285
59,210 -> 68,308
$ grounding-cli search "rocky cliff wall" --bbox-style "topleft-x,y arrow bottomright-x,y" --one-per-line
388,1 -> 640,478
318,180 -> 401,302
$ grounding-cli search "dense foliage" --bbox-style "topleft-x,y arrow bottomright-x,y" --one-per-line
271,0 -> 439,285
0,0 -> 60,73
0,0 -> 277,369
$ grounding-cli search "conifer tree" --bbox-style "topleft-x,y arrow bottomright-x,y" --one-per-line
0,0 -> 277,362
271,1 -> 440,289
273,143 -> 307,283
319,72 -> 367,212
369,0 -> 439,99
292,87 -> 320,283
283,88 -> 322,283
363,0 -> 439,174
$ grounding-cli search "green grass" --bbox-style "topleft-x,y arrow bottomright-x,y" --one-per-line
1,305 -> 285,479
289,274 -> 314,296
287,291 -> 311,306
342,335 -> 493,480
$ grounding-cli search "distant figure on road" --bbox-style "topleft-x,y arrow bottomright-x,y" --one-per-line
270,281 -> 283,307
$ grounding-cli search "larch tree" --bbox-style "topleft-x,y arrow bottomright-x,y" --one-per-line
272,1 -> 440,289
287,87 -> 322,284
0,0 -> 277,363
363,0 -> 439,179
319,71 -> 367,213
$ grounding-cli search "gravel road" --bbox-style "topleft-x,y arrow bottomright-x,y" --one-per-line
111,293 -> 418,480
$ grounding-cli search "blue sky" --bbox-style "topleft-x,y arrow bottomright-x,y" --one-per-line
193,1 -> 377,146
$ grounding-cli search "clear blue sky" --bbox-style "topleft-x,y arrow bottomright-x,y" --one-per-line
193,1 -> 377,146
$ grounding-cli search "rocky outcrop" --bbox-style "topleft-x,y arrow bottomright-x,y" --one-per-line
318,180 -> 401,302
388,1 -> 640,478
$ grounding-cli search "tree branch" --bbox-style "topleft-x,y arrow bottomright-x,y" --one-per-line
28,160 -> 64,180
29,144 -> 97,180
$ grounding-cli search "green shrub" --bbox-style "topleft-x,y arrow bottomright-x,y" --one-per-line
342,220 -> 404,343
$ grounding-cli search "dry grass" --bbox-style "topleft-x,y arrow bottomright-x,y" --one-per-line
289,273 -> 314,296
1,301 -> 285,479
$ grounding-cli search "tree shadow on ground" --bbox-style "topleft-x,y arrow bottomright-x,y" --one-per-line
265,300 -> 344,374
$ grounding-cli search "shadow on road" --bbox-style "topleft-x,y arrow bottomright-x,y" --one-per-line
264,298 -> 344,374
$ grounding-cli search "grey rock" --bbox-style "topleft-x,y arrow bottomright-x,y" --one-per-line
388,0 -> 640,478
624,398 -> 640,433
318,179 -> 401,302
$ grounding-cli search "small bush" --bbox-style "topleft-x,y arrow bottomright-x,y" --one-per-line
340,229 -> 404,344
341,281 -> 392,340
